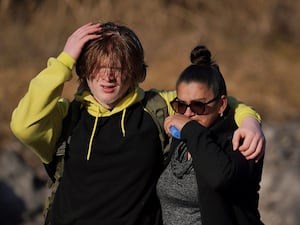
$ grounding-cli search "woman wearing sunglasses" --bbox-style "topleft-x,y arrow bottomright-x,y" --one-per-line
157,45 -> 265,225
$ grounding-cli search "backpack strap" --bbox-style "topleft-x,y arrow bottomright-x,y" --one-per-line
43,99 -> 82,225
142,90 -> 171,156
43,99 -> 82,182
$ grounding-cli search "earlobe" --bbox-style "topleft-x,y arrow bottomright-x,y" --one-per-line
219,95 -> 227,115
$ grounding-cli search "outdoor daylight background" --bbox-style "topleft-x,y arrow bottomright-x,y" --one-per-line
0,0 -> 300,224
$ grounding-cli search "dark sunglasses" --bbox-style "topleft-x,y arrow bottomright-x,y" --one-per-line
170,96 -> 219,115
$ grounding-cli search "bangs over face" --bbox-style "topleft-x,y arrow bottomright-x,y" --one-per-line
76,22 -> 147,91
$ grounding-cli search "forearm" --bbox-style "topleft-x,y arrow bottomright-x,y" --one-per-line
228,96 -> 261,126
182,121 -> 252,191
10,52 -> 74,163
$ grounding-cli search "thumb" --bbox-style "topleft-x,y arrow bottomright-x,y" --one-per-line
232,129 -> 243,151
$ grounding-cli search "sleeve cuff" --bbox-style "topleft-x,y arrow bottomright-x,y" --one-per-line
57,52 -> 76,70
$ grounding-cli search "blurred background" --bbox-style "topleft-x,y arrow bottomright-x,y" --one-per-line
0,0 -> 299,224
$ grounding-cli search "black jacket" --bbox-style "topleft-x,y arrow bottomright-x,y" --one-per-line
177,106 -> 264,225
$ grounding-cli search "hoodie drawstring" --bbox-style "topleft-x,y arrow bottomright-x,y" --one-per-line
121,109 -> 126,137
86,107 -> 127,160
87,108 -> 100,160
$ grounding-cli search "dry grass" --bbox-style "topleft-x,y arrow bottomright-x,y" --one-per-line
1,0 -> 300,146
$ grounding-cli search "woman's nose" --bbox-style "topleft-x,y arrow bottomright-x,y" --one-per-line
184,106 -> 195,117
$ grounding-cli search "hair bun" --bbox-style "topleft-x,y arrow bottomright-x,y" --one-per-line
190,45 -> 212,66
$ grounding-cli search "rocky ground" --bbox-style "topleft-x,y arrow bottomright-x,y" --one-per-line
0,120 -> 299,225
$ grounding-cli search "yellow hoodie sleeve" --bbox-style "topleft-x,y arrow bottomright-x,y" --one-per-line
10,52 -> 76,163
157,90 -> 261,125
227,96 -> 261,126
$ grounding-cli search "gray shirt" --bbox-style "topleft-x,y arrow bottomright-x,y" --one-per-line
157,141 -> 202,225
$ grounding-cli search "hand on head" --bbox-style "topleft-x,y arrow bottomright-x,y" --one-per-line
63,23 -> 101,60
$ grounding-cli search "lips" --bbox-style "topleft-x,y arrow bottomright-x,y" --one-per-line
101,84 -> 116,93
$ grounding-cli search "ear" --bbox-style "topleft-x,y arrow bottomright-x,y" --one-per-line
219,95 -> 227,115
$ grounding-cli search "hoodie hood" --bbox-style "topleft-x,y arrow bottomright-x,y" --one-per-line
73,87 -> 145,160
74,87 -> 145,116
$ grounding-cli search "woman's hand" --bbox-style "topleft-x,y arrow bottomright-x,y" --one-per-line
232,116 -> 266,161
164,114 -> 191,136
63,22 -> 101,61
